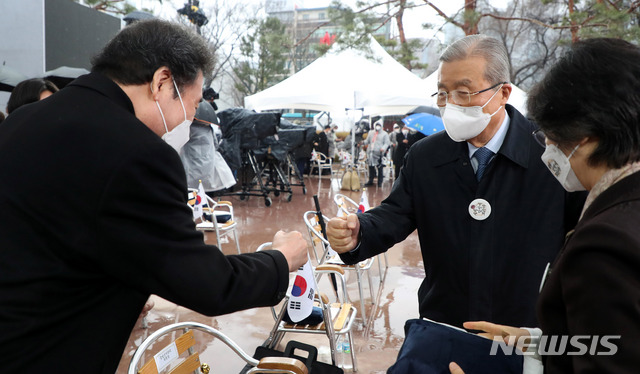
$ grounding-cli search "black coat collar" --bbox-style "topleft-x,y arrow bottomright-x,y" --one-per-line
429,105 -> 534,169
67,72 -> 136,115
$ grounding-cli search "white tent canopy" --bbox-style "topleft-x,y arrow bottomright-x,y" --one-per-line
422,70 -> 528,116
245,37 -> 431,117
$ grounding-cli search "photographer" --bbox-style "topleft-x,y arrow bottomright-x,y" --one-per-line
203,86 -> 219,113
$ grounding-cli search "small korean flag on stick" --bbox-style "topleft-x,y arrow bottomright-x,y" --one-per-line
287,256 -> 317,322
358,190 -> 370,213
336,197 -> 348,218
193,180 -> 206,220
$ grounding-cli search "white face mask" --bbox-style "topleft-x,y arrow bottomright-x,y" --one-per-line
402,129 -> 409,136
540,144 -> 586,192
439,84 -> 503,142
157,78 -> 192,153
375,125 -> 382,131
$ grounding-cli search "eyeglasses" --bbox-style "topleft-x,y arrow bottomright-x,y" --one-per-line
532,129 -> 547,147
431,82 -> 507,107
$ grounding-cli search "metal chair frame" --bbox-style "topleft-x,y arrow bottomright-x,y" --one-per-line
195,194 -> 241,254
128,322 -> 307,374
333,193 -> 389,277
309,151 -> 334,181
267,267 -> 358,371
257,243 -> 358,371
303,211 -> 375,327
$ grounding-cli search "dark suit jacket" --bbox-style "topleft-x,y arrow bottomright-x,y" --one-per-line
0,73 -> 289,373
393,131 -> 423,166
538,170 -> 640,373
312,130 -> 329,156
340,105 -> 585,328
392,131 -> 411,165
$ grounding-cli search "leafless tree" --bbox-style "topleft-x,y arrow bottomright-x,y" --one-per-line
195,0 -> 257,86
479,0 -> 569,90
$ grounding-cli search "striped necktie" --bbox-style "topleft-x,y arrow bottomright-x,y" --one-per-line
474,147 -> 494,181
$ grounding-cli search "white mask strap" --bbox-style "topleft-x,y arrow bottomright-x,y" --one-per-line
172,78 -> 188,122
151,82 -> 169,134
481,84 -> 504,109
489,105 -> 503,117
567,144 -> 580,159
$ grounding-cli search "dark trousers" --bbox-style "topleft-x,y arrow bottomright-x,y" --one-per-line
295,158 -> 308,178
394,162 -> 403,181
367,164 -> 384,186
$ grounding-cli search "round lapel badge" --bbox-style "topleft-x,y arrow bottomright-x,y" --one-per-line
469,198 -> 491,221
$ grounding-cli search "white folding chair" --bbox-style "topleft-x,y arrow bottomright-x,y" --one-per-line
195,195 -> 241,254
309,152 -> 334,180
303,211 -> 375,327
355,152 -> 368,182
127,321 -> 308,374
333,193 -> 389,277
257,242 -> 358,371
382,156 -> 394,180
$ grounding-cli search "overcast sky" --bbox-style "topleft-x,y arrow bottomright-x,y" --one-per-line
138,0 -> 508,40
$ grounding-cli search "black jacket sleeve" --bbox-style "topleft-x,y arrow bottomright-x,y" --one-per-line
93,141 -> 289,315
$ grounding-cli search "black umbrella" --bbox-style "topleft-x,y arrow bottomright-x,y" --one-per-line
0,64 -> 28,92
406,105 -> 441,117
123,11 -> 156,25
194,101 -> 218,125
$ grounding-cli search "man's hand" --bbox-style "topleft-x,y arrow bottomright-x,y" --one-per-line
272,230 -> 308,272
140,298 -> 155,318
448,322 -> 531,374
327,214 -> 360,254
449,362 -> 465,374
463,321 -> 531,350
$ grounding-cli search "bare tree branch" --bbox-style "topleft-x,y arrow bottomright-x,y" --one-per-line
421,0 -> 465,29
482,13 -> 608,30
293,20 -> 332,48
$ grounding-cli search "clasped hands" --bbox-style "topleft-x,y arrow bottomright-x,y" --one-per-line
449,321 -> 531,374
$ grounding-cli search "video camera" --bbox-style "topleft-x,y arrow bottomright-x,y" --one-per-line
203,87 -> 219,101
177,1 -> 209,27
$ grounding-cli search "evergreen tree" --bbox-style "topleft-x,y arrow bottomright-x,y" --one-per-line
232,17 -> 291,97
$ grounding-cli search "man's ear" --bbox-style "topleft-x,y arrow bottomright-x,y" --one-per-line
150,66 -> 172,100
499,83 -> 512,105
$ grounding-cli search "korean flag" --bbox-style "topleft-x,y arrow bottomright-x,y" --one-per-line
287,257 -> 317,323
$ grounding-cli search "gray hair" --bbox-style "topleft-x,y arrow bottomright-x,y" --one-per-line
440,35 -> 510,85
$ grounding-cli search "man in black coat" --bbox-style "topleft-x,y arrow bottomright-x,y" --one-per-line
328,35 -> 584,329
312,125 -> 330,156
392,125 -> 413,180
0,20 -> 307,373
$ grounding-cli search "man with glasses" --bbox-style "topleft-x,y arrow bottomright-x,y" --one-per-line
328,35 -> 585,332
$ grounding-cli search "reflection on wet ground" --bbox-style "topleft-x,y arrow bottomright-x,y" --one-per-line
116,172 -> 423,373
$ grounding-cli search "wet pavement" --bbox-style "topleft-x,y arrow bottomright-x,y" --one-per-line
116,170 -> 423,373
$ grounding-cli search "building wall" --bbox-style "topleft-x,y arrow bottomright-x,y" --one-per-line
45,0 -> 121,71
0,0 -> 46,77
0,0 -> 120,113
267,4 -> 392,73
